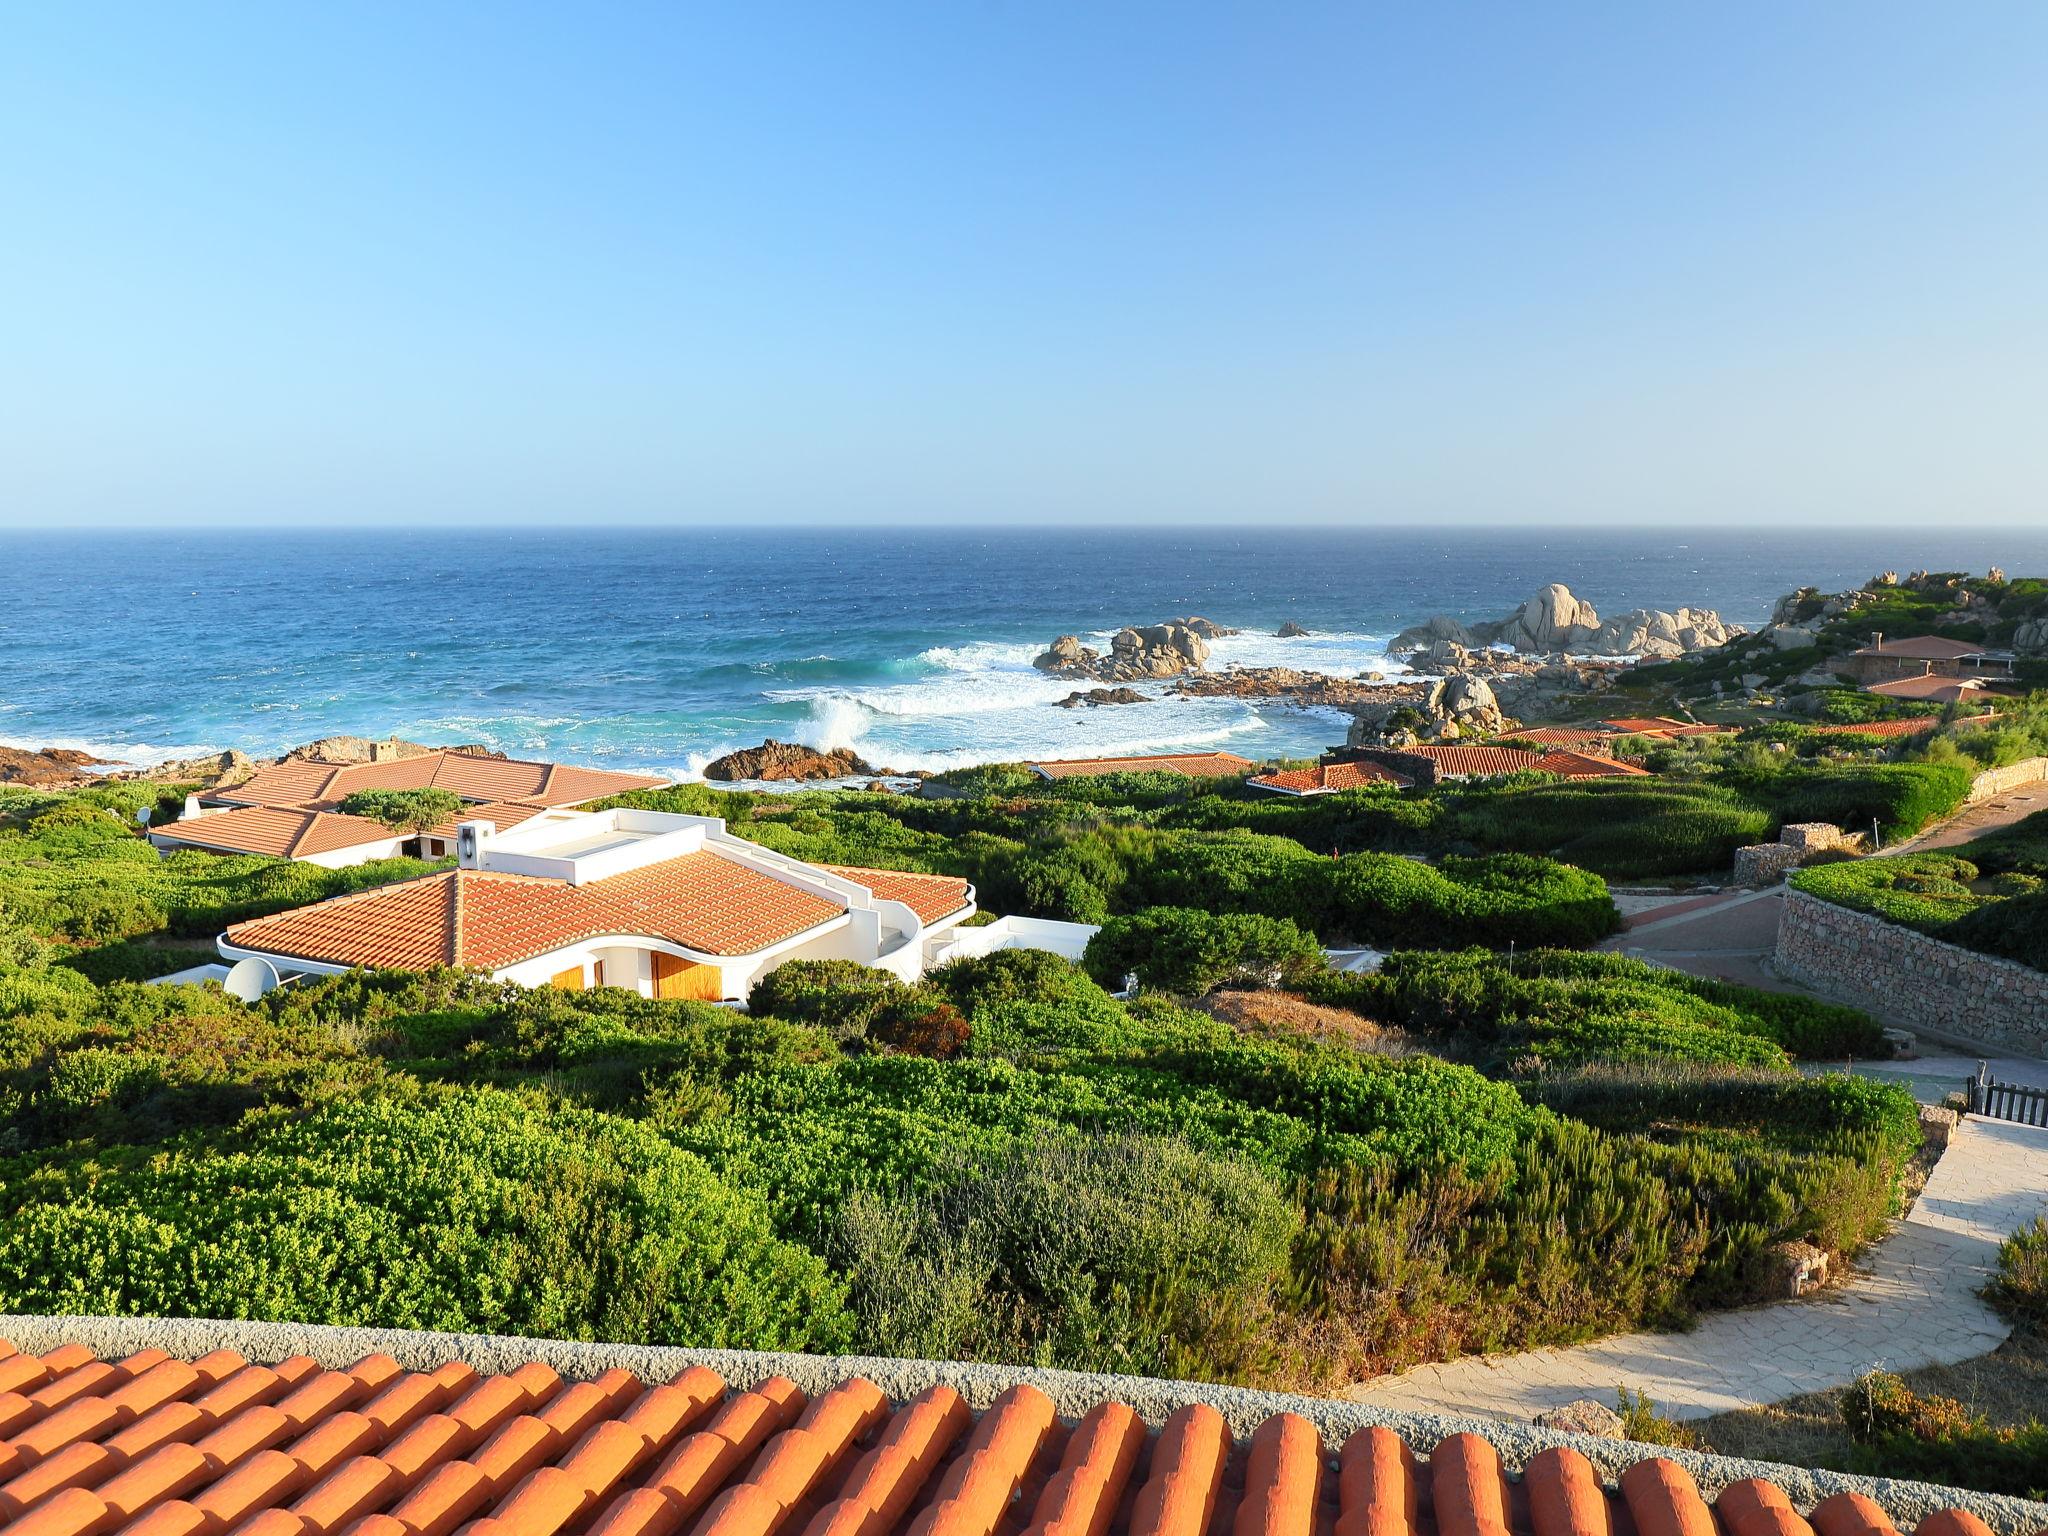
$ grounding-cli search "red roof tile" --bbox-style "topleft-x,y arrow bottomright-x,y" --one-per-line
215,753 -> 666,814
224,853 -> 844,970
1529,751 -> 1652,780
149,810 -> 400,860
1491,727 -> 1618,752
820,867 -> 974,926
1030,753 -> 1256,780
1810,712 -> 1997,740
1247,762 -> 1413,794
0,1341 -> 2000,1536
1850,636 -> 1998,661
1863,676 -> 1990,702
1404,746 -> 1547,778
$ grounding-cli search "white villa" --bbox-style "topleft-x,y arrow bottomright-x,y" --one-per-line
147,749 -> 669,868
208,805 -> 1093,1003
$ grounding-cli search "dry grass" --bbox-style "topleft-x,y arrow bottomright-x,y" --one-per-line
1200,989 -> 1420,1055
1699,1325 -> 2048,1466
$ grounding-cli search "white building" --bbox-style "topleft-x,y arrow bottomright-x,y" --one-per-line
214,806 -> 1045,1003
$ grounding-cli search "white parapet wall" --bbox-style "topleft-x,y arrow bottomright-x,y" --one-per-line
924,916 -> 1099,968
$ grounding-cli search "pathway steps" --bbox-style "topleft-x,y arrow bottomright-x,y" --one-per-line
1339,1116 -> 2048,1423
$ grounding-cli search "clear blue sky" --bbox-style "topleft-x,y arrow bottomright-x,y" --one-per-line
3,2 -> 2044,528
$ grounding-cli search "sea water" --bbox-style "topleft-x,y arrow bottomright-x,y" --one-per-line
4,526 -> 2043,778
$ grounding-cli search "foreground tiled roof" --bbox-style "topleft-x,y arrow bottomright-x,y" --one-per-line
1030,753 -> 1256,780
224,853 -> 845,970
0,1341 -> 2002,1536
151,810 -> 398,860
1810,712 -> 1997,740
1528,751 -> 1652,780
1246,762 -> 1413,794
217,754 -> 667,814
820,867 -> 973,927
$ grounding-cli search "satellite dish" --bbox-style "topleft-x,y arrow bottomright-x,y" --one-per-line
134,807 -> 152,826
222,956 -> 280,1003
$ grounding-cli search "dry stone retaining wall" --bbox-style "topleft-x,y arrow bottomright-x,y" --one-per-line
1775,890 -> 2048,1052
1967,756 -> 2048,804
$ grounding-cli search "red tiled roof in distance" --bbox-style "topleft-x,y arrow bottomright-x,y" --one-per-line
1810,712 -> 1997,740
1864,676 -> 1990,703
1597,718 -> 1695,737
1403,746 -> 1546,778
1850,636 -> 2000,661
1246,761 -> 1413,794
0,1338 -> 2002,1536
1491,727 -> 1618,752
224,852 -> 847,971
1031,753 -> 1256,780
150,809 -> 400,860
1529,751 -> 1653,780
216,752 -> 667,813
819,866 -> 973,926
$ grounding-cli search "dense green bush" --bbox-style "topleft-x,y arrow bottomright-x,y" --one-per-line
1761,761 -> 1973,841
1083,907 -> 1323,995
1987,1217 -> 2048,1328
1944,890 -> 2048,972
0,1089 -> 852,1349
835,1132 -> 1297,1378
335,787 -> 466,833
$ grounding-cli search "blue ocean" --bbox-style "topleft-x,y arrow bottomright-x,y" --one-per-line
6,527 -> 2045,778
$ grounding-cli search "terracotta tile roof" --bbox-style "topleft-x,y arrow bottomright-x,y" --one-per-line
216,753 -> 667,813
1247,761 -> 1413,794
224,853 -> 844,971
1851,635 -> 1999,661
1597,718 -> 1696,737
1405,746 -> 1547,778
1491,727 -> 1618,752
820,866 -> 974,926
1864,676 -> 1990,702
1030,752 -> 1256,780
1529,751 -> 1653,780
1811,712 -> 1998,740
0,1340 -> 2000,1536
149,809 -> 399,860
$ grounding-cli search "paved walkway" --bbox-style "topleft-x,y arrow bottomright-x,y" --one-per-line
1892,780 -> 2048,855
1598,887 -> 1804,996
1339,1116 -> 2048,1423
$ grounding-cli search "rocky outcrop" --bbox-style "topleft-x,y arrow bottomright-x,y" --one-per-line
1164,616 -> 1238,639
283,735 -> 501,765
1054,687 -> 1149,708
702,739 -> 886,782
1425,675 -> 1504,734
1175,669 -> 1426,709
1276,622 -> 1310,638
1034,622 -> 1213,681
0,745 -> 109,786
2016,616 -> 2048,653
1390,583 -> 1742,660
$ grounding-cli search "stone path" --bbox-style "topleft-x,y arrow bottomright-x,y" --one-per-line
1339,1115 -> 2048,1423
1598,887 -> 1803,996
1892,781 -> 2048,855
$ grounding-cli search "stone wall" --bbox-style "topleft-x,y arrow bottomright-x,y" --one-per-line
1967,756 -> 2048,804
1775,890 -> 2048,1053
1732,822 -> 1846,887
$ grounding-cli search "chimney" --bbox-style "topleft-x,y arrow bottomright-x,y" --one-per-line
1872,632 -> 1883,651
456,820 -> 497,869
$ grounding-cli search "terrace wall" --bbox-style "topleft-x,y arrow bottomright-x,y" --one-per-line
1775,890 -> 2048,1055
1966,756 -> 2048,804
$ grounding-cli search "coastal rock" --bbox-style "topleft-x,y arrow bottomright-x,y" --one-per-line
283,735 -> 504,765
1386,613 -> 1477,653
1054,687 -> 1148,708
2016,617 -> 2048,654
1425,674 -> 1505,734
1391,583 -> 1740,659
702,739 -> 884,782
1175,668 -> 1424,709
1275,621 -> 1310,638
1763,623 -> 1818,651
1035,621 -> 1212,681
1163,616 -> 1239,639
0,745 -> 109,787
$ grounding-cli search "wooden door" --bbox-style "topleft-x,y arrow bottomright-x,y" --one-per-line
651,951 -> 723,1001
549,964 -> 585,991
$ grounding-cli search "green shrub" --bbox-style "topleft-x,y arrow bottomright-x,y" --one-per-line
1987,1217 -> 2048,1328
1944,891 -> 2048,972
1839,1372 -> 2048,1499
0,1089 -> 852,1350
1083,908 -> 1324,995
335,788 -> 466,833
1324,852 -> 1619,950
834,1132 -> 1298,1379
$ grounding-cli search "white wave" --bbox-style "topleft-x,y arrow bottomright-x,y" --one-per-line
0,732 -> 224,769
